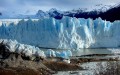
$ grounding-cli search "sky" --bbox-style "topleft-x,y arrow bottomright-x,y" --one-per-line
0,0 -> 120,15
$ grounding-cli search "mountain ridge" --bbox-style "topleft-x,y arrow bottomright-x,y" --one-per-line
0,4 -> 120,21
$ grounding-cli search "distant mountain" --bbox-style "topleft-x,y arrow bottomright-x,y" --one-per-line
35,10 -> 49,18
98,4 -> 120,22
0,4 -> 120,21
48,8 -> 63,19
62,4 -> 120,22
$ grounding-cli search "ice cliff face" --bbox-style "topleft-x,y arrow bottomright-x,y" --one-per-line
0,17 -> 120,49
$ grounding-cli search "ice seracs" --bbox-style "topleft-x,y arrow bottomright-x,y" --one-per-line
45,49 -> 56,57
45,49 -> 72,59
1,39 -> 46,58
0,17 -> 120,49
0,39 -> 72,59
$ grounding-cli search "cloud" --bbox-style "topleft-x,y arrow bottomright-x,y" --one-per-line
0,0 -> 120,15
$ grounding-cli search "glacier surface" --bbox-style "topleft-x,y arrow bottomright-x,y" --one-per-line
0,17 -> 120,49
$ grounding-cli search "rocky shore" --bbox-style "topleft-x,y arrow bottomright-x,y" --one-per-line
0,42 -> 82,75
0,41 -> 120,75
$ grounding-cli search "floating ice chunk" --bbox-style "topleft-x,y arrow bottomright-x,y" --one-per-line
55,50 -> 72,59
66,50 -> 72,56
59,51 -> 68,59
45,49 -> 56,57
55,51 -> 61,57
108,48 -> 120,54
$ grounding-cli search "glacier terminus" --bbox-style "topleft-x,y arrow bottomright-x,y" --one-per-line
0,17 -> 120,49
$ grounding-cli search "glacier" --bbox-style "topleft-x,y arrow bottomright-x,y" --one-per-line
0,17 -> 120,49
0,39 -> 72,59
0,39 -> 46,57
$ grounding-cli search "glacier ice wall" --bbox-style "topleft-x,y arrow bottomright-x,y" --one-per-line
0,17 -> 120,49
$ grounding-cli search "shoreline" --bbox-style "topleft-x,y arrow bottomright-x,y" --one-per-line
0,42 -> 120,75
0,53 -> 119,75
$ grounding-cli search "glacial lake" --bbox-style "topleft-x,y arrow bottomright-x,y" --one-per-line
53,48 -> 120,75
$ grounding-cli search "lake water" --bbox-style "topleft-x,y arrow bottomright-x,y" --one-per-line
53,48 -> 120,75
71,48 -> 120,56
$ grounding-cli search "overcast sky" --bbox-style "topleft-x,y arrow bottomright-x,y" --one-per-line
0,0 -> 120,15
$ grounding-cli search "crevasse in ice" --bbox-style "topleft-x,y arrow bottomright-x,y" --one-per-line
0,17 -> 120,49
